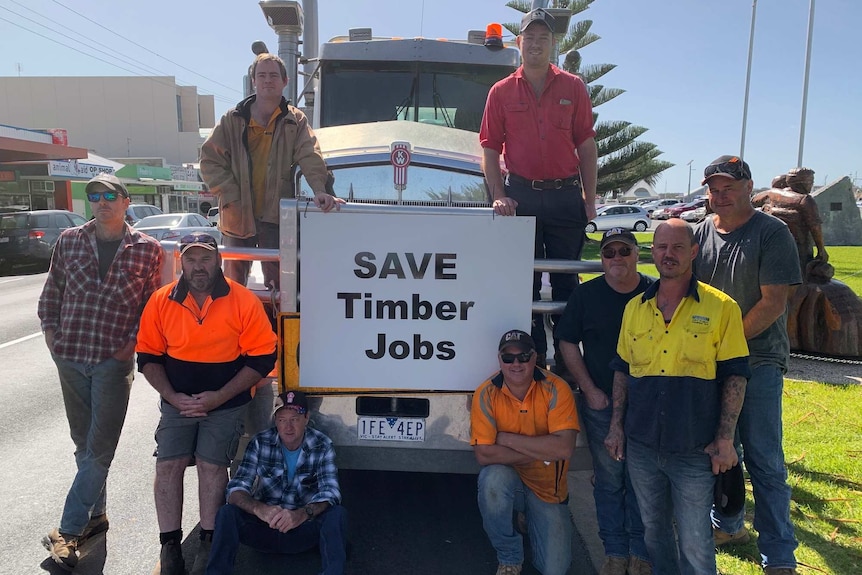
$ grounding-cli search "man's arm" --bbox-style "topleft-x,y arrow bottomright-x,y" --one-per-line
473,429 -> 576,467
141,362 -> 201,416
558,340 -> 608,410
742,283 -> 791,340
604,370 -> 628,460
575,137 -> 598,221
704,374 -> 747,474
482,148 -> 517,217
200,115 -> 243,207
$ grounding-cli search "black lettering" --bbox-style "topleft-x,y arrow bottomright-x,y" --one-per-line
365,333 -> 386,359
413,334 -> 434,359
460,301 -> 475,320
336,292 -> 361,318
435,253 -> 457,280
354,252 -> 376,279
436,341 -> 456,360
406,253 -> 433,279
435,301 -> 456,320
377,299 -> 408,319
380,253 -> 406,279
389,339 -> 410,359
412,293 -> 432,320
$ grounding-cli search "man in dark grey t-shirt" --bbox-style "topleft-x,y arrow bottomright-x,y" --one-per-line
693,155 -> 802,575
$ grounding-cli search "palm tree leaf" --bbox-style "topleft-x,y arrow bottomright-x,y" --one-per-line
578,63 -> 615,84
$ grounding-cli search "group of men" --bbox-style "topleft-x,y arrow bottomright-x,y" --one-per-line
38,8 -> 802,575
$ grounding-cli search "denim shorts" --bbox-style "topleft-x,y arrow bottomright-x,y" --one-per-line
155,401 -> 245,466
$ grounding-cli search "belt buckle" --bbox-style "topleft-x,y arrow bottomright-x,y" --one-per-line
530,179 -> 542,190
553,179 -> 563,189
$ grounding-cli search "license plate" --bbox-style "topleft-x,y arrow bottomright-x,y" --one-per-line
358,416 -> 425,442
0,237 -> 8,243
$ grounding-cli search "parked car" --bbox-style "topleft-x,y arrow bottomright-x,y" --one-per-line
125,203 -> 163,225
133,213 -> 223,243
681,205 -> 708,223
651,203 -> 684,220
0,209 -> 87,273
585,204 -> 651,233
665,198 -> 707,219
207,206 -> 220,226
643,198 -> 682,216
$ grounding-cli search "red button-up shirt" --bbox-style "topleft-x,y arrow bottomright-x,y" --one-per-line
480,64 -> 595,181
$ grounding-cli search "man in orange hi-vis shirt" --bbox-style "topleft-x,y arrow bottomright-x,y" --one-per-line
471,329 -> 579,575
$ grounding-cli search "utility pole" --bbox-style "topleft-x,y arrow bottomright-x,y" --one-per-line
687,160 -> 694,194
797,0 -> 816,167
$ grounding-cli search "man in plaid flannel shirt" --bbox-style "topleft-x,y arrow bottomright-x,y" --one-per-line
205,390 -> 347,575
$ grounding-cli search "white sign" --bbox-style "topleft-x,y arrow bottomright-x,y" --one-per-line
48,160 -> 114,178
299,211 -> 535,391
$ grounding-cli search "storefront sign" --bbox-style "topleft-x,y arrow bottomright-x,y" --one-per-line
0,171 -> 16,182
48,160 -> 114,178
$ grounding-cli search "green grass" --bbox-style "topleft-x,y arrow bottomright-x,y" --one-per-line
716,380 -> 862,575
580,234 -> 862,572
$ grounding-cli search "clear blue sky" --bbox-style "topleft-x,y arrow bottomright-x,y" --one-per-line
1,0 -> 859,194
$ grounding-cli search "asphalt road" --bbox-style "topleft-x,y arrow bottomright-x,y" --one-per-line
1,270 -> 601,575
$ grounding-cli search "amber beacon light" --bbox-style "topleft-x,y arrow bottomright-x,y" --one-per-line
484,23 -> 503,50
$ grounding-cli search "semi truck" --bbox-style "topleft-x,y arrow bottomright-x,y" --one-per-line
176,1 -> 602,473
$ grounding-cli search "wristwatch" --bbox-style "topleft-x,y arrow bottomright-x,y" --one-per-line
304,505 -> 315,520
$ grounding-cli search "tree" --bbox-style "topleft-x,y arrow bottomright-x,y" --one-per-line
505,0 -> 673,196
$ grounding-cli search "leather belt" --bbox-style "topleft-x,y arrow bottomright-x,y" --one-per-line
506,173 -> 581,190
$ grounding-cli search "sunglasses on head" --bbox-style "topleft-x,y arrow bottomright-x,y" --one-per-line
601,246 -> 633,259
500,351 -> 534,364
703,157 -> 751,181
87,191 -> 123,202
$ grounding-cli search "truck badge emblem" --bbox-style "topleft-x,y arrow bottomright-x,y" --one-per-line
390,141 -> 412,191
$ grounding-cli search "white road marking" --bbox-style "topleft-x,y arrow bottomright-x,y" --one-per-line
0,332 -> 42,350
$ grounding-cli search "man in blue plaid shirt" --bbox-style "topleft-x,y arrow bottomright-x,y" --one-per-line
205,390 -> 347,575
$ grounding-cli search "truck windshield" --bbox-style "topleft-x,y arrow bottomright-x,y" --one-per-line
299,165 -> 489,206
319,61 -> 511,132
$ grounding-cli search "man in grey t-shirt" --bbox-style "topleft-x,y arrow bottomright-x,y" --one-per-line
693,155 -> 802,575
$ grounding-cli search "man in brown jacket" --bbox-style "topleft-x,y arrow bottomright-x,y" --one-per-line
200,53 -> 342,289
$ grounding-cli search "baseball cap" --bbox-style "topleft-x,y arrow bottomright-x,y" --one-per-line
179,232 -> 219,256
273,390 -> 309,416
702,155 -> 752,185
600,227 -> 638,249
714,463 -> 746,516
498,329 -> 535,353
85,173 -> 129,198
520,8 -> 555,33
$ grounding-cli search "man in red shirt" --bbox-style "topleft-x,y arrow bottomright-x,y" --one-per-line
480,8 -> 598,370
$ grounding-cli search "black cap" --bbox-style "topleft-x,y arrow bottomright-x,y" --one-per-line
179,233 -> 219,256
520,8 -> 555,33
600,227 -> 638,249
273,390 -> 308,416
714,463 -> 746,516
702,155 -> 752,185
498,329 -> 535,353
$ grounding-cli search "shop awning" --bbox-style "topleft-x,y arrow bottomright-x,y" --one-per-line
0,135 -> 88,163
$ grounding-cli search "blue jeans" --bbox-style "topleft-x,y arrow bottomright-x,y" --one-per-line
53,354 -> 134,536
712,364 -> 798,569
578,402 -> 649,562
206,503 -> 348,575
627,441 -> 716,575
477,464 -> 573,575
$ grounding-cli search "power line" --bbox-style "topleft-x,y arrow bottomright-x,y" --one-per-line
1,2 -> 239,104
0,15 -> 238,106
49,0 -> 243,96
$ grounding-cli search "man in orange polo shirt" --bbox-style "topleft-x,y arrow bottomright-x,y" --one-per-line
480,9 -> 598,372
471,329 -> 579,575
136,233 -> 277,575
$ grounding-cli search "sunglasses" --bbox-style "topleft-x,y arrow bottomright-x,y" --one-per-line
87,191 -> 124,202
500,351 -> 534,364
601,246 -> 633,259
703,157 -> 751,181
